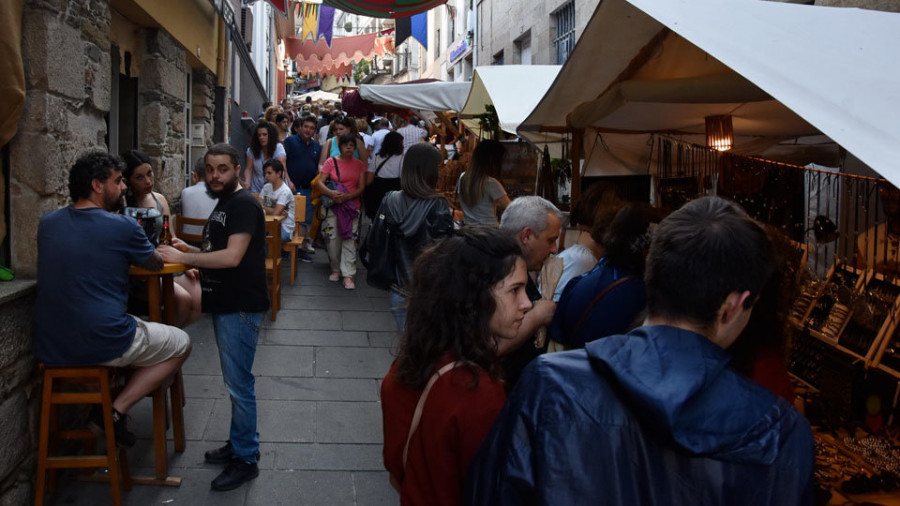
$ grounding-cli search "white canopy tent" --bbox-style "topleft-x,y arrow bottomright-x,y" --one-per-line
518,0 -> 900,184
460,65 -> 561,137
358,81 -> 471,112
294,89 -> 341,102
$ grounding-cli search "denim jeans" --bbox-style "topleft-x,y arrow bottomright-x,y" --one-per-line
389,290 -> 407,333
212,312 -> 263,463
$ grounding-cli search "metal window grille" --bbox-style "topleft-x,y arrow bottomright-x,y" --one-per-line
554,2 -> 575,64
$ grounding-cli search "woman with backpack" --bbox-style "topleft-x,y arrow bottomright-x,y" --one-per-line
365,143 -> 453,330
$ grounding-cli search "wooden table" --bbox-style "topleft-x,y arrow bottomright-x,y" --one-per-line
126,262 -> 189,487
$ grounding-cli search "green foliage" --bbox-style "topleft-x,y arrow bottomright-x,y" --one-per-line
475,104 -> 500,140
353,59 -> 371,83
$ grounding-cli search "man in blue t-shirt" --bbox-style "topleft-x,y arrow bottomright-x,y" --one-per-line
33,151 -> 192,447
283,114 -> 321,261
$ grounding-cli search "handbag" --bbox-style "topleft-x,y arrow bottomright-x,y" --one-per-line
320,157 -> 342,209
363,155 -> 401,220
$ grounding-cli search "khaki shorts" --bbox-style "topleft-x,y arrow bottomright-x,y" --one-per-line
102,316 -> 191,368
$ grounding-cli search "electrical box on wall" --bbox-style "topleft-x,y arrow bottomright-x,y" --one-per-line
191,124 -> 205,147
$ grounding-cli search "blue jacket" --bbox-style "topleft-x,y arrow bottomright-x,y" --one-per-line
465,325 -> 814,506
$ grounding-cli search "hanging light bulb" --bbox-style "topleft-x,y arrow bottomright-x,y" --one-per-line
705,115 -> 733,151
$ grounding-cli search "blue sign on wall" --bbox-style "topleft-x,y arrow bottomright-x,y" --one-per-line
449,39 -> 469,63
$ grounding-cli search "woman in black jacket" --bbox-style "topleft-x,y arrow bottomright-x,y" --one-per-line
366,143 -> 454,331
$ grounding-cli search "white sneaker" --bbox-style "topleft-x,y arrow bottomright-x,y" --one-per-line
303,242 -> 315,254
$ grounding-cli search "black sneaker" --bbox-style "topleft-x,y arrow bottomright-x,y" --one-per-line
210,458 -> 259,491
87,408 -> 136,448
204,441 -> 261,465
298,251 -> 313,263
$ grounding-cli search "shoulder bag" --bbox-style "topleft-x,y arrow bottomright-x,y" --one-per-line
402,361 -> 465,472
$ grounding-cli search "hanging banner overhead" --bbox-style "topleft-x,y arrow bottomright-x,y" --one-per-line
285,32 -> 394,76
395,11 -> 427,49
323,0 -> 447,18
301,1 -> 320,41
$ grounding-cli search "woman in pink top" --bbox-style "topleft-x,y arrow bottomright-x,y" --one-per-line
316,133 -> 368,289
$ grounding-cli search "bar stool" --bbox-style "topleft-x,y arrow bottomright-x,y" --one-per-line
35,365 -> 130,506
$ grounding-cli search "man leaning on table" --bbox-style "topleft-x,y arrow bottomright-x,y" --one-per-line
33,151 -> 192,448
157,143 -> 269,492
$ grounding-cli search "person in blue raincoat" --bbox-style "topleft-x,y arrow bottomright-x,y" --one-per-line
465,196 -> 814,506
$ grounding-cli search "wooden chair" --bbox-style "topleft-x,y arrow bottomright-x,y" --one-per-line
265,218 -> 283,321
173,214 -> 206,246
35,365 -> 130,506
281,194 -> 308,286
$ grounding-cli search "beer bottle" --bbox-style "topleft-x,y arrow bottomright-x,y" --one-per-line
159,215 -> 172,246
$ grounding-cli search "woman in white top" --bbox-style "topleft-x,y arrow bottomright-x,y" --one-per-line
245,121 -> 289,193
259,159 -> 295,242
364,131 -> 404,220
456,140 -> 511,225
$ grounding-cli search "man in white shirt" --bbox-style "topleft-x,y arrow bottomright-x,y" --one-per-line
396,116 -> 428,154
370,118 -> 391,161
180,158 -> 218,246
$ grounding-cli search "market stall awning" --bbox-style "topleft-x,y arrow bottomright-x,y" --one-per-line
323,0 -> 447,18
460,65 -> 560,136
285,32 -> 394,76
359,80 -> 470,112
294,89 -> 341,102
519,0 -> 900,183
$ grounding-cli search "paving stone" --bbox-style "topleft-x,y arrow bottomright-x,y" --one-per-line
275,443 -> 383,471
182,374 -> 228,399
342,311 -> 398,331
368,332 -> 400,350
354,471 -> 400,506
204,399 -> 316,443
281,295 -> 373,311
315,347 -> 394,378
253,345 -> 314,377
266,309 -> 342,330
265,329 -> 368,347
368,295 -> 393,311
244,470 -> 355,506
132,439 -> 276,471
316,402 -> 383,444
256,377 -> 380,402
47,468 -> 248,506
181,336 -> 223,376
129,395 -> 215,442
283,283 -> 353,296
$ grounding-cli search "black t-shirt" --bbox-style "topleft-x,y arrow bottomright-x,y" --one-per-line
200,189 -> 269,314
501,277 -> 545,387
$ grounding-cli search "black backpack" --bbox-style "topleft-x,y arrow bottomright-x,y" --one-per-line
361,197 -> 400,291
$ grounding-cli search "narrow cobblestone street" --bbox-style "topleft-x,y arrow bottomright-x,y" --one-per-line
49,252 -> 400,505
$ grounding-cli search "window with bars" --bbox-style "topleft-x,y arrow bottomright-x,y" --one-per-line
553,2 -> 575,64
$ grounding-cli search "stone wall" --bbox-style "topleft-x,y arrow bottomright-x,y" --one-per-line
192,67 -> 217,152
0,283 -> 38,506
138,29 -> 188,204
816,0 -> 900,11
477,0 -> 601,67
11,0 -> 111,277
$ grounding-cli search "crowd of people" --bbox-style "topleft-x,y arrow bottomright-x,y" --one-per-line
31,95 -> 814,502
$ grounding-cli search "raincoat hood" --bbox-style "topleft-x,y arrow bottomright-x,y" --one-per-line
585,325 -> 789,464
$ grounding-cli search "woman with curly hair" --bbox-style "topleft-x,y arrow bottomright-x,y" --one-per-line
245,120 -> 289,193
381,226 -> 532,506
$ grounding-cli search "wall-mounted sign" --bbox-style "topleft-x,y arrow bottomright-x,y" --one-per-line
449,39 -> 469,64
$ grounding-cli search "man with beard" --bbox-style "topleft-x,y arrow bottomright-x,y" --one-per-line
33,151 -> 192,447
158,143 -> 268,491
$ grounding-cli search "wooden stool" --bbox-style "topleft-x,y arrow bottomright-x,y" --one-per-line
35,365 -> 130,506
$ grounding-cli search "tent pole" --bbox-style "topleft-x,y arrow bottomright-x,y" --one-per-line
571,128 -> 584,208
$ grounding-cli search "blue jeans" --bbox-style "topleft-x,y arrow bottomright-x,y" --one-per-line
212,312 -> 263,463
389,290 -> 407,333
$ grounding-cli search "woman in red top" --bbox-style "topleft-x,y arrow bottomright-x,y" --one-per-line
381,226 -> 533,506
